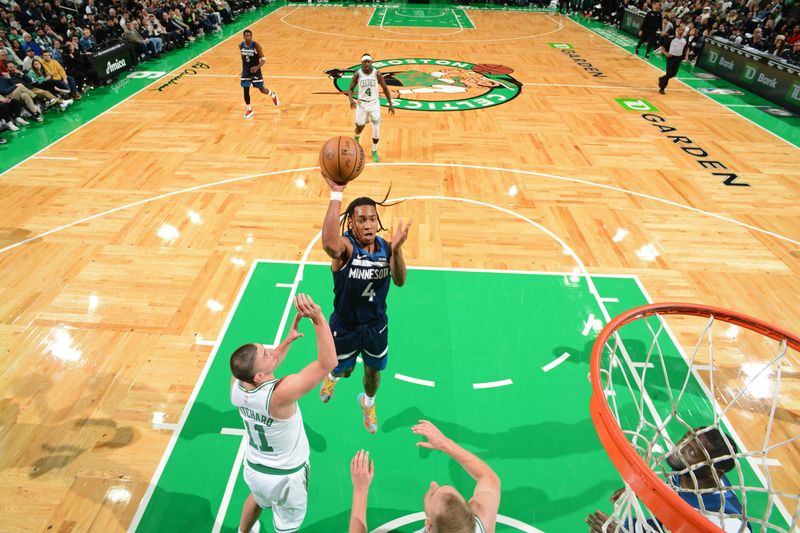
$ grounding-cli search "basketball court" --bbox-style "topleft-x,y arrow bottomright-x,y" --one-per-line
1,2 -> 798,532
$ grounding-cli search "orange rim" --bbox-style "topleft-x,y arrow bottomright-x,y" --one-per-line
589,302 -> 800,533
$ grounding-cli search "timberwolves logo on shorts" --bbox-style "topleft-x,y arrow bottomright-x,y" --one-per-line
325,58 -> 522,112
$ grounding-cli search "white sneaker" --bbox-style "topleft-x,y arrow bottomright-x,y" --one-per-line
7,121 -> 19,131
60,99 -> 73,110
15,117 -> 29,126
48,98 -> 59,106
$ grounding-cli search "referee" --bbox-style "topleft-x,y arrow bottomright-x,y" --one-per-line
658,26 -> 688,94
635,1 -> 663,59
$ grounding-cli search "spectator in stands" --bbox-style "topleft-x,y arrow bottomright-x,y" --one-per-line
21,48 -> 36,72
740,11 -> 757,34
0,71 -> 43,121
202,1 -> 223,30
10,61 -> 71,110
181,6 -> 202,38
781,40 -> 800,64
730,27 -> 743,44
21,31 -> 43,56
27,58 -> 64,94
161,11 -> 188,47
746,26 -> 766,49
84,0 -> 99,21
50,37 -> 63,62
41,2 -> 58,26
0,47 -> 23,70
65,17 -> 82,40
144,13 -> 172,50
122,20 -> 158,59
762,18 -> 776,40
136,20 -> 163,55
79,27 -> 97,54
1,93 -> 29,135
770,33 -> 787,55
171,9 -> 195,41
103,16 -> 123,44
61,41 -> 92,90
213,0 -> 234,24
40,49 -> 79,99
787,24 -> 800,45
686,26 -> 703,60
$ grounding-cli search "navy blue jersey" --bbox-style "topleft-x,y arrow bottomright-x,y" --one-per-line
331,232 -> 392,327
240,41 -> 261,76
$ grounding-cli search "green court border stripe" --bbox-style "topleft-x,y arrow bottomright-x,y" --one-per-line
566,14 -> 800,148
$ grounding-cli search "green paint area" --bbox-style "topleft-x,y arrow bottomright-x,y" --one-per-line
134,262 -> 777,532
570,15 -> 800,148
369,7 -> 475,29
0,2 -> 284,172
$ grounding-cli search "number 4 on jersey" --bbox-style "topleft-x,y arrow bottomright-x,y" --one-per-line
362,282 -> 376,302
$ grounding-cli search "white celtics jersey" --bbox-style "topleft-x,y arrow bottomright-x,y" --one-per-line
357,67 -> 379,102
231,379 -> 310,470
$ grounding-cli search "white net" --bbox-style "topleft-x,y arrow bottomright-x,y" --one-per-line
594,307 -> 800,533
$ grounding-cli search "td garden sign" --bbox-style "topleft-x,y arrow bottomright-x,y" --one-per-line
325,58 -> 523,112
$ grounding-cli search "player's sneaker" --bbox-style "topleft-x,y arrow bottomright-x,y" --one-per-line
244,109 -> 254,119
358,393 -> 377,434
270,91 -> 279,107
354,134 -> 360,142
372,150 -> 380,162
320,375 -> 337,403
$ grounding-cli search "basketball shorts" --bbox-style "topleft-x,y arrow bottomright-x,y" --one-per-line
330,315 -> 389,374
243,460 -> 309,532
355,99 -> 381,126
241,69 -> 264,88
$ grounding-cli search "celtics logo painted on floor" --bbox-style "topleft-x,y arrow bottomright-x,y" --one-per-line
325,58 -> 523,112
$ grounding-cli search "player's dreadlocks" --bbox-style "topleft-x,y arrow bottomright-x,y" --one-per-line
340,186 -> 401,235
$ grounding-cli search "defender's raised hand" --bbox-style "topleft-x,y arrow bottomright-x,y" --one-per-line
412,420 -> 450,451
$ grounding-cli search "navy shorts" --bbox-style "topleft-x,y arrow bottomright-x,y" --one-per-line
330,315 -> 389,374
241,69 -> 264,88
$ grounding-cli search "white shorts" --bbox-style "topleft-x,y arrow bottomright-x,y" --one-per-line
243,461 -> 309,532
355,99 -> 381,126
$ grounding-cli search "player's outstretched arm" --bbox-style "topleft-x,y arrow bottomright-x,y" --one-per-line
389,219 -> 411,287
347,72 -> 359,109
271,294 -> 337,407
413,420 -> 501,533
321,175 -> 353,262
349,449 -> 374,533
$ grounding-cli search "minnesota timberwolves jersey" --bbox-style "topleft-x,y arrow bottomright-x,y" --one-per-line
240,41 -> 260,76
332,232 -> 391,327
231,379 -> 310,469
357,67 -> 379,102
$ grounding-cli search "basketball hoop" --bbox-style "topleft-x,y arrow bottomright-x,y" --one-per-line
590,303 -> 800,533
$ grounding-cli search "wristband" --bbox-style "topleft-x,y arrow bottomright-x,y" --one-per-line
330,191 -> 343,202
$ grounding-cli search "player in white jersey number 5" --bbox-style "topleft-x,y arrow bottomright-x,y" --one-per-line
229,294 -> 337,533
348,53 -> 395,162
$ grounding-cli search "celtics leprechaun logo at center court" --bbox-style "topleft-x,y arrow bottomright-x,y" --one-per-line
325,58 -> 523,112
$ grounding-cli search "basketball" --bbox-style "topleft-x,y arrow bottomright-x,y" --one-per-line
319,136 -> 366,185
472,63 -> 515,75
